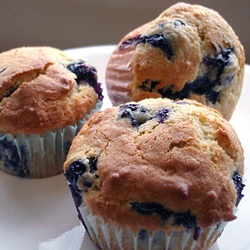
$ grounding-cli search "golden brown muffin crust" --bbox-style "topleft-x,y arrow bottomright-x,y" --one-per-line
64,98 -> 244,231
105,2 -> 245,120
0,47 -> 98,136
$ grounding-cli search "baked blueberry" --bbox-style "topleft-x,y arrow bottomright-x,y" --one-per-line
174,211 -> 197,229
203,47 -> 234,81
65,159 -> 86,184
158,76 -> 219,104
67,61 -> 103,100
138,34 -> 173,60
131,202 -> 197,229
138,79 -> 161,92
187,76 -> 220,104
131,202 -> 171,221
88,157 -> 98,174
119,103 -> 150,126
65,157 -> 99,192
156,108 -> 171,123
120,103 -> 141,112
67,61 -> 96,83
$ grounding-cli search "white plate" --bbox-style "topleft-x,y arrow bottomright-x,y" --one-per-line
0,46 -> 249,250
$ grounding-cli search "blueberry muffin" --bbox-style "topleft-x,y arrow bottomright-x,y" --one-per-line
64,98 -> 244,250
105,2 -> 245,120
0,46 -> 103,178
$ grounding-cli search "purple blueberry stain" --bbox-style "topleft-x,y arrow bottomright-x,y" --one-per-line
68,183 -> 83,208
193,227 -> 201,241
156,108 -> 171,123
67,61 -> 103,100
0,136 -> 30,177
65,161 -> 86,226
68,183 -> 85,237
232,171 -> 245,206
0,67 -> 6,74
138,229 -> 148,241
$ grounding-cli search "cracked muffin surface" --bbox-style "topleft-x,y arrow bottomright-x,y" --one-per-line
64,98 -> 244,232
0,46 -> 100,136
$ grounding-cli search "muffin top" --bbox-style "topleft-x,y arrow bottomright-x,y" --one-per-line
64,98 -> 244,231
105,2 -> 245,120
0,46 -> 103,136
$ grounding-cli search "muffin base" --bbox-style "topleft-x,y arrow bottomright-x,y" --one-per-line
76,201 -> 227,250
0,100 -> 102,178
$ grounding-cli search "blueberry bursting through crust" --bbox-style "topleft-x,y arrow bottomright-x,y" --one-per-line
119,103 -> 172,127
130,202 -> 197,229
64,158 -> 99,233
67,61 -> 103,100
65,158 -> 98,187
121,28 -> 237,105
138,33 -> 174,60
130,171 -> 245,241
119,103 -> 149,126
158,47 -> 236,104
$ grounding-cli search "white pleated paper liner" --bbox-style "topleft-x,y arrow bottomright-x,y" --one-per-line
0,100 -> 102,178
75,201 -> 229,250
